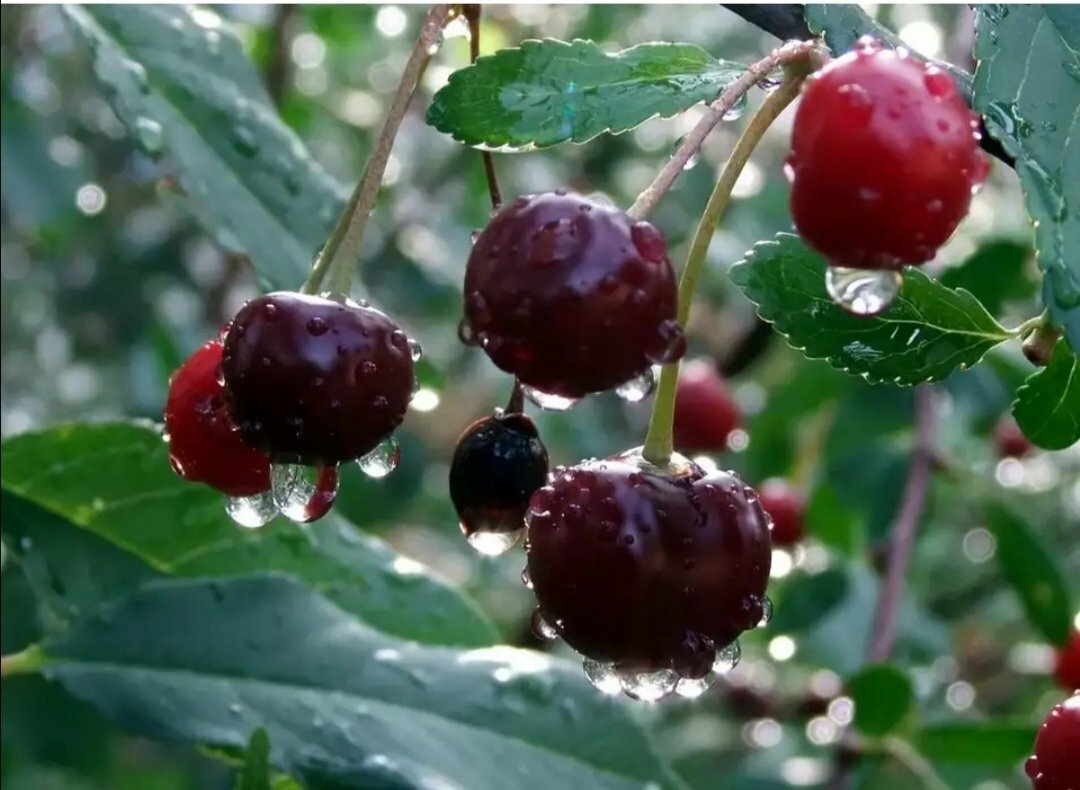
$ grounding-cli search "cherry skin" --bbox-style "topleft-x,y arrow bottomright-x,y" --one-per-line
463,191 -> 683,399
672,360 -> 741,454
1054,631 -> 1080,691
164,338 -> 270,497
995,416 -> 1034,459
1025,692 -> 1080,790
525,450 -> 771,679
222,292 -> 414,466
759,479 -> 806,547
449,411 -> 549,547
788,36 -> 989,270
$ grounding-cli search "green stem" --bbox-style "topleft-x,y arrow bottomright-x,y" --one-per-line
301,5 -> 453,297
880,736 -> 952,790
641,67 -> 810,466
1,644 -> 49,678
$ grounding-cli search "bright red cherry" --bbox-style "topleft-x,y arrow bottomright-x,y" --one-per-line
788,36 -> 989,270
462,191 -> 683,399
995,416 -> 1034,459
759,479 -> 806,547
1025,693 -> 1080,790
1055,631 -> 1080,691
673,360 -> 741,454
164,338 -> 270,497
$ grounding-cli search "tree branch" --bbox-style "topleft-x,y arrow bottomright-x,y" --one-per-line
265,4 -> 297,107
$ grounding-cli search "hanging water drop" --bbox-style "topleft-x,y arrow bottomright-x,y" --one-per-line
620,669 -> 678,702
671,135 -> 700,170
466,527 -> 523,556
722,95 -> 747,121
270,463 -> 339,523
674,672 -> 717,699
134,116 -> 165,156
756,596 -> 773,628
824,266 -> 902,316
521,567 -> 533,589
523,385 -> 579,412
232,126 -> 259,158
408,338 -> 423,362
470,229 -> 482,245
713,640 -> 742,674
529,609 -> 559,641
225,490 -> 277,529
357,436 -> 401,478
457,316 -> 479,346
614,367 -> 657,403
582,659 -> 622,695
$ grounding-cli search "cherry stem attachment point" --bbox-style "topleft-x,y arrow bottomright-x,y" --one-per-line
302,4 -> 454,297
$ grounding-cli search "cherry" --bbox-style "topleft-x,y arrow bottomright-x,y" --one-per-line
525,449 -> 771,699
1054,631 -> 1080,691
673,360 -> 741,454
758,478 -> 806,547
995,416 -> 1034,459
449,411 -> 549,555
462,191 -> 683,399
788,36 -> 989,270
222,292 -> 415,466
164,338 -> 270,497
1025,692 -> 1080,790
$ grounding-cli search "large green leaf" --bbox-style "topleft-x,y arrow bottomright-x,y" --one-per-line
1012,339 -> 1080,449
938,240 -> 1037,317
730,234 -> 1015,385
973,5 -> 1080,351
986,505 -> 1073,645
33,575 -> 681,790
427,39 -> 746,150
916,722 -> 1038,765
0,422 -> 496,647
62,5 -> 345,290
847,665 -> 913,737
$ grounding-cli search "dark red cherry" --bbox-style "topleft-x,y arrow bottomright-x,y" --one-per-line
463,191 -> 683,398
1055,631 -> 1080,691
222,292 -> 414,465
759,479 -> 806,547
673,360 -> 741,454
1025,693 -> 1080,790
995,416 -> 1034,459
164,339 -> 270,497
449,411 -> 549,554
525,450 -> 771,679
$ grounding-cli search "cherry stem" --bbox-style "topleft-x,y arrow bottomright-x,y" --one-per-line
0,644 -> 48,678
641,58 -> 812,466
626,39 -> 822,222
302,5 -> 454,297
464,4 -> 502,211
505,378 -> 525,414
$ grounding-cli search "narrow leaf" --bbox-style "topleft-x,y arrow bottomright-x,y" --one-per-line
1012,339 -> 1080,450
847,665 -> 913,737
237,729 -> 272,790
917,722 -> 1038,765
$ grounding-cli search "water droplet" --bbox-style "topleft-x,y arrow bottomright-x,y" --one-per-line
357,436 -> 401,478
671,135 -> 699,170
756,596 -> 773,628
466,528 -> 523,556
270,463 -> 339,522
232,126 -> 259,157
523,385 -> 579,411
582,659 -> 622,695
530,609 -> 559,641
521,567 -> 533,589
923,68 -> 955,100
824,266 -> 902,316
470,229 -> 482,245
615,368 -> 657,403
620,669 -> 677,702
722,94 -> 747,121
134,116 -> 165,156
675,673 -> 716,699
407,338 -> 423,362
457,316 -> 479,346
646,320 -> 687,364
756,75 -> 783,93
713,640 -> 741,673
631,222 -> 667,263
225,490 -> 277,528
426,32 -> 444,56
306,316 -> 329,336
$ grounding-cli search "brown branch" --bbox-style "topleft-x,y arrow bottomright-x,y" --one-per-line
265,4 -> 297,107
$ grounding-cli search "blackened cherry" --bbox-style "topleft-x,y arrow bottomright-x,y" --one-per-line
463,191 -> 683,399
759,479 -> 806,547
788,36 -> 989,270
164,339 -> 270,497
222,292 -> 414,466
1025,692 -> 1080,790
673,360 -> 741,454
525,449 -> 771,700
1054,631 -> 1080,691
449,411 -> 549,555
995,416 -> 1034,459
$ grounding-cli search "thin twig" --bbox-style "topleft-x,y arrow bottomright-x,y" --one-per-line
265,4 -> 297,107
464,4 -> 502,211
626,39 -> 821,221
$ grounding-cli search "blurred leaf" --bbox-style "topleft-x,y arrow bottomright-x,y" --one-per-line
62,5 -> 345,290
847,665 -> 913,736
1012,339 -> 1080,450
0,422 -> 496,647
973,5 -> 1080,351
939,240 -> 1036,316
986,505 -> 1073,645
916,721 -> 1038,765
36,575 -> 682,790
805,484 -> 861,556
427,39 -> 745,149
236,729 -> 271,790
730,234 -> 1015,385
768,569 -> 848,632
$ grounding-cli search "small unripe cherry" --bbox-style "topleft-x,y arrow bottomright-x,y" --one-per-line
758,479 -> 806,547
995,417 -> 1034,459
672,360 -> 741,454
1054,630 -> 1080,691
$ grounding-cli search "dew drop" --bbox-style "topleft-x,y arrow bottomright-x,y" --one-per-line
225,490 -> 277,529
646,320 -> 687,364
675,673 -> 716,699
620,669 -> 678,702
756,596 -> 774,628
134,116 -> 165,156
582,659 -> 622,695
270,463 -> 338,523
357,436 -> 401,478
722,94 -> 747,121
523,385 -> 579,411
713,640 -> 742,674
470,229 -> 481,245
407,338 -> 423,362
671,135 -> 699,170
466,528 -> 523,556
457,316 -> 479,346
530,609 -> 559,641
232,126 -> 259,157
615,367 -> 657,403
521,567 -> 533,589
306,316 -> 329,336
824,266 -> 902,316
756,75 -> 783,93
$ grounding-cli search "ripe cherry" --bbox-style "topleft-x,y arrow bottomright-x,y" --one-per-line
164,338 -> 270,497
995,416 -> 1034,459
222,292 -> 415,466
1025,692 -> 1080,790
759,479 -> 806,547
673,360 -> 741,454
788,36 -> 988,270
450,411 -> 549,556
525,449 -> 772,701
462,191 -> 683,400
1054,631 -> 1080,691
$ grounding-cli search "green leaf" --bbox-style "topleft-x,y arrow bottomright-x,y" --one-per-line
847,665 -> 913,737
237,729 -> 272,790
768,569 -> 849,633
36,575 -> 681,790
62,5 -> 344,290
805,484 -> 861,556
986,505 -> 1073,645
916,722 -> 1038,765
730,234 -> 1015,385
427,39 -> 746,150
973,5 -> 1080,351
1012,339 -> 1080,449
939,240 -> 1037,316
0,422 -> 496,647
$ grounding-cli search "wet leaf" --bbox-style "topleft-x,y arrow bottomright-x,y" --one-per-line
1012,339 -> 1080,450
939,240 -> 1036,317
